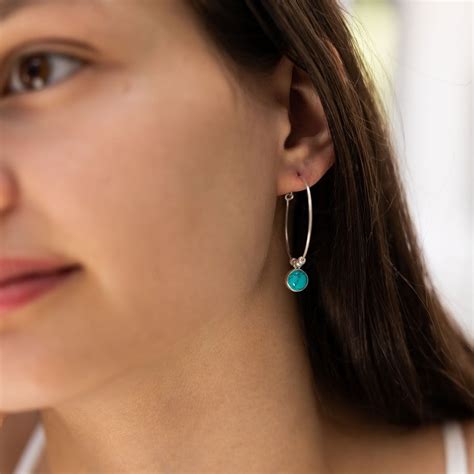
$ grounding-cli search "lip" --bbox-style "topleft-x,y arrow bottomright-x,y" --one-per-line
0,257 -> 80,285
0,258 -> 81,317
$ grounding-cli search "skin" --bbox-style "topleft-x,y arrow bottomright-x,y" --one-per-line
0,1 -> 469,473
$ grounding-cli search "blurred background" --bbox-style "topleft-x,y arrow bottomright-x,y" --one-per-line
340,0 -> 473,339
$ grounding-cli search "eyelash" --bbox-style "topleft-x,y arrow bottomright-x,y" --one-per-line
0,51 -> 86,99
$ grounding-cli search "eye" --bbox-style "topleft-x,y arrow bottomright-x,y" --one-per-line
1,51 -> 86,98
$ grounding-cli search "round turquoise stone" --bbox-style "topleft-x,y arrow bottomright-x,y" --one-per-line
286,269 -> 309,292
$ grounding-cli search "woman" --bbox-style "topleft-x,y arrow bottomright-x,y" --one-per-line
0,0 -> 472,472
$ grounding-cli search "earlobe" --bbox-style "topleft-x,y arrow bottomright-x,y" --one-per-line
276,63 -> 335,196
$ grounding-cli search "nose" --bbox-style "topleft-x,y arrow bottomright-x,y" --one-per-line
0,165 -> 17,217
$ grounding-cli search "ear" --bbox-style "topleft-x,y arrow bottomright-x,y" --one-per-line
274,57 -> 335,196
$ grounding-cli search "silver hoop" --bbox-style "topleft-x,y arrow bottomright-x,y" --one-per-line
284,175 -> 313,292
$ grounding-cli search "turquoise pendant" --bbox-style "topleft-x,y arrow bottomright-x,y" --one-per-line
286,268 -> 309,292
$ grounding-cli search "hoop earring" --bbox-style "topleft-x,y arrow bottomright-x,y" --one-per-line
284,175 -> 313,292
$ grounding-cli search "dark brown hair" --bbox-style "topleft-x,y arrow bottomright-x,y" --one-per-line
187,0 -> 474,426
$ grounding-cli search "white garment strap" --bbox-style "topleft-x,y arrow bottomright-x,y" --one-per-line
443,420 -> 468,474
13,422 -> 46,474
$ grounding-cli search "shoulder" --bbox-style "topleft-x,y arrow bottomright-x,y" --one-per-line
460,418 -> 474,474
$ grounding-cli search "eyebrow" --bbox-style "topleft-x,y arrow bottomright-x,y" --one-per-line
0,0 -> 104,21
0,0 -> 38,20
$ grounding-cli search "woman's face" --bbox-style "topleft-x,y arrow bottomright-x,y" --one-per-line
0,0 -> 289,410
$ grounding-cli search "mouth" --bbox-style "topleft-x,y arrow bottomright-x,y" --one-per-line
0,265 -> 82,317
0,265 -> 81,288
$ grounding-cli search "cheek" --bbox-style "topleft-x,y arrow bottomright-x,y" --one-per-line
18,62 -> 273,353
0,53 -> 280,411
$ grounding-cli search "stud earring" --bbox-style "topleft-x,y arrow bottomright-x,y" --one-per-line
284,174 -> 313,292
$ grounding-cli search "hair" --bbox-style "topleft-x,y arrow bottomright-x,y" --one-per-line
185,0 -> 474,427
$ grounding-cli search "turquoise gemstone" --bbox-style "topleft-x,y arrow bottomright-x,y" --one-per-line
286,269 -> 309,292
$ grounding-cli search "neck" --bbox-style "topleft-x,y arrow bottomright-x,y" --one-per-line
40,214 -> 327,473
